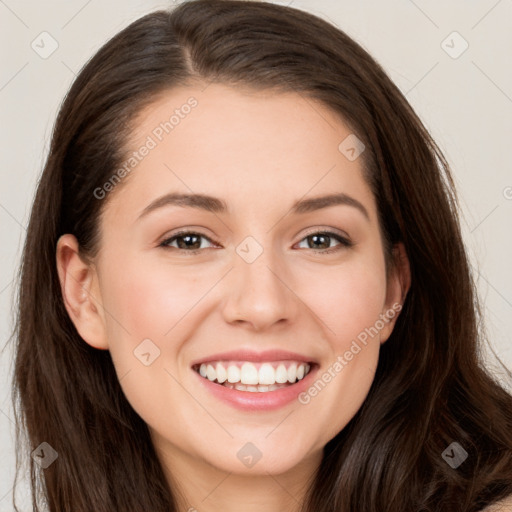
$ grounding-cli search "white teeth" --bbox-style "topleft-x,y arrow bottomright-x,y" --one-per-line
240,362 -> 259,385
230,383 -> 288,392
275,364 -> 288,383
206,364 -> 216,381
216,363 -> 227,383
287,363 -> 297,383
258,363 -> 275,385
196,360 -> 312,388
227,365 -> 241,383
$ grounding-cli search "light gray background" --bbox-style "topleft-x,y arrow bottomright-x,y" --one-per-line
1,0 -> 511,507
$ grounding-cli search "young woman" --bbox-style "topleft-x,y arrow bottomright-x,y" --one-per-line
10,1 -> 512,511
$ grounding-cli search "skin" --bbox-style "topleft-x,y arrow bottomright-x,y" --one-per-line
57,83 -> 410,512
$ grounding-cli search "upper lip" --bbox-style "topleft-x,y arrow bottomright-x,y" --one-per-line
190,349 -> 317,367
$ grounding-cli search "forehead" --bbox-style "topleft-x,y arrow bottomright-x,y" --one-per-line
103,83 -> 376,224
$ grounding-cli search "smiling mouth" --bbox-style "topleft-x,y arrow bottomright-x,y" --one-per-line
192,360 -> 313,393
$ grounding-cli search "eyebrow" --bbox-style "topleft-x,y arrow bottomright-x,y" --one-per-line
137,192 -> 370,221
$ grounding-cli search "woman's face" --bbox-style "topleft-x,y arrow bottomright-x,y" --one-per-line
58,83 -> 408,478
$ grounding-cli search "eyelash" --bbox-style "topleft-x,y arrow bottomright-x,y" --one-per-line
158,229 -> 353,255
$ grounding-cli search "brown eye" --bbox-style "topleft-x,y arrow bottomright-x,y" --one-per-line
297,231 -> 353,254
160,231 -> 216,253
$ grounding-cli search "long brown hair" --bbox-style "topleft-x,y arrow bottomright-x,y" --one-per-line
9,1 -> 512,510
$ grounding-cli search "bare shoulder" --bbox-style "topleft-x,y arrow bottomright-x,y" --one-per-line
479,494 -> 512,512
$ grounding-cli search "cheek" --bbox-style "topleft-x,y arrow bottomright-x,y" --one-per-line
95,255 -> 199,429
297,300 -> 384,445
99,253 -> 207,343
292,252 -> 387,438
298,256 -> 388,344
335,268 -> 386,340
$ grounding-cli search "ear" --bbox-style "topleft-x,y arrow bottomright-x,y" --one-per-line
379,242 -> 410,344
56,234 -> 109,350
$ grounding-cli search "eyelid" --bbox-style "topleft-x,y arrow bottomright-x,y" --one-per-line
300,226 -> 351,240
158,226 -> 216,243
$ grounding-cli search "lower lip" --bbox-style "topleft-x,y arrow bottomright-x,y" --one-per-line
192,365 -> 318,411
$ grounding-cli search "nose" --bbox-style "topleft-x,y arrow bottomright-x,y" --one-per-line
221,241 -> 299,332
